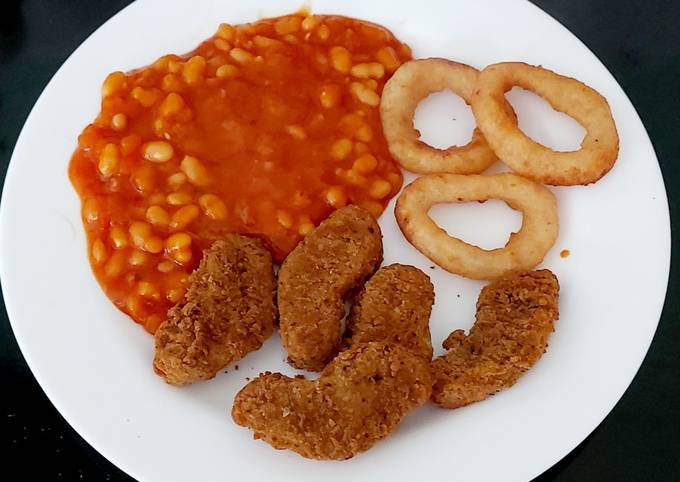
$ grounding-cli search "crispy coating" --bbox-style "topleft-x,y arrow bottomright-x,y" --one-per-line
344,264 -> 434,360
154,235 -> 276,385
471,62 -> 619,186
381,58 -> 497,175
232,342 -> 432,460
278,206 -> 383,371
431,270 -> 559,408
395,173 -> 558,280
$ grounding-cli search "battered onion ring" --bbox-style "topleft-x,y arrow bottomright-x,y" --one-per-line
380,58 -> 497,174
395,173 -> 558,280
471,62 -> 619,186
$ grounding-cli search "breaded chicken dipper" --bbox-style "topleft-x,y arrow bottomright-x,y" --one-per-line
154,235 -> 276,385
431,269 -> 559,408
232,341 -> 432,460
344,263 -> 434,360
278,206 -> 383,371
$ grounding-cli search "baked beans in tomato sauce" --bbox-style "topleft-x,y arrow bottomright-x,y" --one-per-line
69,12 -> 411,333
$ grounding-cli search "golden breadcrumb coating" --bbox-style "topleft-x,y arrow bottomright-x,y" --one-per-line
232,342 -> 432,460
345,264 -> 434,360
278,206 -> 383,371
154,235 -> 276,385
431,269 -> 559,408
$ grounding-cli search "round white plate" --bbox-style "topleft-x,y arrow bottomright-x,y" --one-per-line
0,0 -> 669,481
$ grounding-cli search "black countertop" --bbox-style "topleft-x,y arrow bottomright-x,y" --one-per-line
1,1 -> 678,480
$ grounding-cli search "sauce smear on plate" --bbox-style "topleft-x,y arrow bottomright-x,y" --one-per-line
69,12 -> 410,333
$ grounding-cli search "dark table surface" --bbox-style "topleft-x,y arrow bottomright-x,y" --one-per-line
1,1 -> 678,480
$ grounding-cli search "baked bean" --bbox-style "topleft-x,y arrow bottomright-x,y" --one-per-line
180,155 -> 210,186
166,287 -> 186,303
167,60 -> 183,74
368,179 -> 392,199
329,46 -> 352,73
165,232 -> 192,251
330,138 -> 353,160
363,79 -> 378,91
230,48 -> 254,64
102,71 -> 126,97
198,194 -> 227,220
92,239 -> 107,264
132,166 -> 156,194
182,56 -> 207,84
129,221 -> 152,249
285,125 -> 307,140
344,169 -> 368,187
361,200 -> 384,219
82,198 -> 101,224
104,250 -> 126,278
144,236 -> 164,254
142,141 -> 174,163
120,134 -> 141,156
159,93 -> 186,117
131,86 -> 162,107
217,23 -> 236,42
161,73 -> 183,93
387,171 -> 403,190
354,142 -> 370,154
319,84 -> 341,108
275,16 -> 302,35
128,250 -> 149,267
166,191 -> 193,206
109,226 -> 129,249
111,113 -> 127,131
350,81 -> 380,106
298,216 -> 315,235
325,186 -> 348,208
316,24 -> 330,41
253,35 -> 282,48
137,281 -> 160,300
277,209 -> 294,229
157,260 -> 175,273
216,64 -> 239,78
301,15 -> 321,32
169,205 -> 200,230
375,46 -> 400,71
146,205 -> 170,227
350,62 -> 385,79
98,143 -> 119,178
214,38 -> 232,52
352,153 -> 378,174
167,172 -> 187,190
172,249 -> 192,264
356,123 -> 373,142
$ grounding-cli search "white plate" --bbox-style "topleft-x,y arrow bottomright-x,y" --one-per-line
0,0 -> 669,481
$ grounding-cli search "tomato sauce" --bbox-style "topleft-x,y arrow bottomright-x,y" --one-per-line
68,13 -> 411,333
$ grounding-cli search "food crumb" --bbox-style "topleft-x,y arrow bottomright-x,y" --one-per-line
429,265 -> 435,270
245,377 -> 251,381
295,374 -> 306,379
560,249 -> 570,258
235,365 -> 239,370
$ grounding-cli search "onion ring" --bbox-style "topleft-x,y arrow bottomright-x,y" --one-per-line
380,58 -> 497,174
471,62 -> 619,186
395,173 -> 558,280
